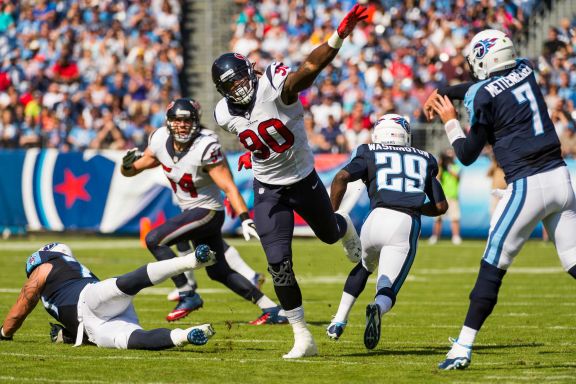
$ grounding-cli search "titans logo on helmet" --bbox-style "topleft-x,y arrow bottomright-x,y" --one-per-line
391,116 -> 411,133
473,38 -> 498,59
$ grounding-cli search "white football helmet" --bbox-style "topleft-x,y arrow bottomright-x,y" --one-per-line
465,29 -> 517,80
38,242 -> 74,257
372,114 -> 411,146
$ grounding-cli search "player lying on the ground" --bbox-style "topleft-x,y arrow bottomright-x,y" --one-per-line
0,242 -> 215,349
326,114 -> 447,349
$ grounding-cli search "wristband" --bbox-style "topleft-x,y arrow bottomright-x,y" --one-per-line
444,119 -> 466,144
239,212 -> 250,222
327,31 -> 344,49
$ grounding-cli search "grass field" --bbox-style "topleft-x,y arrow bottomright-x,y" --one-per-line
0,237 -> 575,383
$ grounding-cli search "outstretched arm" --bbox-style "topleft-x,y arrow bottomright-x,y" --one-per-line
1,264 -> 51,339
121,148 -> 160,177
281,4 -> 368,104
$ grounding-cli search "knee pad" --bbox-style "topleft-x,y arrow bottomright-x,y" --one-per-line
145,230 -> 160,250
376,287 -> 396,308
469,260 -> 507,307
268,260 -> 296,287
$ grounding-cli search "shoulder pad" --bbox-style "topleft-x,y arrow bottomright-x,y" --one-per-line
214,99 -> 234,132
259,62 -> 291,103
351,144 -> 368,159
26,251 -> 43,277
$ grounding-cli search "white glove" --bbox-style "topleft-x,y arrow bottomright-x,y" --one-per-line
241,218 -> 260,241
490,188 -> 507,199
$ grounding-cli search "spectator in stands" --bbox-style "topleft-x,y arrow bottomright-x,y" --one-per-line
316,115 -> 347,154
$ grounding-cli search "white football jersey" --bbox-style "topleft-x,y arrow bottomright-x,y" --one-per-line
148,127 -> 224,211
214,62 -> 314,185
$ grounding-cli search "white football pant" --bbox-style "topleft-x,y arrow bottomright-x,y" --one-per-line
361,207 -> 420,295
484,166 -> 576,270
77,278 -> 142,349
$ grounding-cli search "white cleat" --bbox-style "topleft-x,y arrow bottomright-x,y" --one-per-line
336,211 -> 361,263
282,335 -> 318,359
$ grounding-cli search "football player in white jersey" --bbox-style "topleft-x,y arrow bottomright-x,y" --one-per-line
121,98 -> 287,325
211,4 -> 368,358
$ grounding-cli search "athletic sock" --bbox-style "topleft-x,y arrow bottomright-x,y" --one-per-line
333,292 -> 356,323
456,326 -> 477,346
374,294 -> 393,315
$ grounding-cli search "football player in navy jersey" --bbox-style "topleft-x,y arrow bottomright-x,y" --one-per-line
0,242 -> 216,349
211,4 -> 368,358
326,114 -> 447,349
424,29 -> 576,370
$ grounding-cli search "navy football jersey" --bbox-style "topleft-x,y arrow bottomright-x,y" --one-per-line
343,144 -> 445,216
464,58 -> 565,183
26,251 -> 99,337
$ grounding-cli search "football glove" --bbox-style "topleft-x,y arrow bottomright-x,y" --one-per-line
240,213 -> 259,241
0,326 -> 12,341
336,4 -> 368,39
122,148 -> 143,171
238,152 -> 252,171
49,322 -> 74,344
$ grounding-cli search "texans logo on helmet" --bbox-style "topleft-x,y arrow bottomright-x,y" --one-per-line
473,38 -> 498,59
166,101 -> 175,112
234,53 -> 247,61
391,116 -> 411,133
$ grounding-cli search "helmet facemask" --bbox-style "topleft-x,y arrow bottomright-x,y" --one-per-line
166,99 -> 200,144
215,62 -> 257,105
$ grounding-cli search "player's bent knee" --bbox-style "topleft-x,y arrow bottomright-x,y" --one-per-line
268,260 -> 296,287
145,230 -> 161,249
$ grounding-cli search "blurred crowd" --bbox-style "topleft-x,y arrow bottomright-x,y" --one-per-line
1,0 -> 576,160
0,0 -> 182,151
231,0 -> 576,158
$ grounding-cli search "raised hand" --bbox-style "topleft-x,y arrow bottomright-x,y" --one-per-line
337,4 -> 369,39
430,94 -> 458,124
423,89 -> 439,121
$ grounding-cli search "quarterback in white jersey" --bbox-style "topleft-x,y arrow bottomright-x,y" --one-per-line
121,98 -> 287,325
211,3 -> 368,359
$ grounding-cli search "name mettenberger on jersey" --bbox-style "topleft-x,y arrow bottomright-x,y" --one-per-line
367,143 -> 430,158
483,63 -> 532,97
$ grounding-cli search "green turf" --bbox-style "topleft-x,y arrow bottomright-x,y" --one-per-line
1,237 -> 575,383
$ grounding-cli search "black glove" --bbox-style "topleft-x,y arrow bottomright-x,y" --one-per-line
0,326 -> 13,341
49,323 -> 74,344
122,148 -> 142,171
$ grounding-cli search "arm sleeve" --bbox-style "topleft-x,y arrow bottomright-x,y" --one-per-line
342,147 -> 368,182
438,82 -> 474,100
451,126 -> 487,165
425,156 -> 446,204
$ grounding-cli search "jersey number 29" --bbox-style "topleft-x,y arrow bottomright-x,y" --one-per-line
375,152 -> 427,193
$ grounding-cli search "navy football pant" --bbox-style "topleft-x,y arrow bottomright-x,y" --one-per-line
145,208 -> 262,303
253,170 -> 346,310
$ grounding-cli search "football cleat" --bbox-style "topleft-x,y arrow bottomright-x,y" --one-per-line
363,303 -> 381,350
251,272 -> 266,290
438,337 -> 472,370
166,291 -> 203,322
187,323 -> 215,346
249,306 -> 288,325
282,332 -> 318,359
337,211 -> 362,263
326,321 -> 347,340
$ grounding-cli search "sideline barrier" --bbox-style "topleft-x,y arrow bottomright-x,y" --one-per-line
0,149 -> 574,238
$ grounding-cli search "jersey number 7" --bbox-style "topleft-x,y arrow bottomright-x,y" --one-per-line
238,118 -> 295,159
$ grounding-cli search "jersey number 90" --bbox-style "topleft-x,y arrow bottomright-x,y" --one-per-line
238,118 -> 295,159
375,152 -> 427,193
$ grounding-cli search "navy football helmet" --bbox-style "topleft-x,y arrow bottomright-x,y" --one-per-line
211,53 -> 257,105
166,98 -> 200,144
